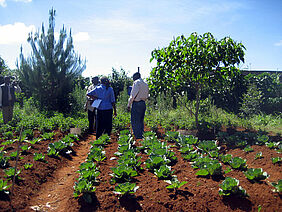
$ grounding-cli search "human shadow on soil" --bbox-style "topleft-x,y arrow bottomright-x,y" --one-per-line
119,194 -> 143,211
222,196 -> 252,211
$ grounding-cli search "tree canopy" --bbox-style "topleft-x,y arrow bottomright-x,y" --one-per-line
148,32 -> 246,129
17,8 -> 86,113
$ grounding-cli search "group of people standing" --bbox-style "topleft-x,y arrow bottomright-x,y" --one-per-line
0,72 -> 149,141
86,72 -> 149,140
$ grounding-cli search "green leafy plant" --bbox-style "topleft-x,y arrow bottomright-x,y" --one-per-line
27,137 -> 41,145
165,177 -> 188,191
87,147 -> 106,163
24,163 -> 33,170
256,134 -> 269,146
177,135 -> 198,147
0,179 -> 11,195
229,157 -> 247,170
73,178 -> 96,203
33,153 -> 46,162
244,168 -> 268,182
271,179 -> 282,193
243,145 -> 254,153
165,131 -> 179,143
219,154 -> 232,164
3,131 -> 14,140
1,140 -> 14,146
21,144 -> 31,153
254,152 -> 263,160
23,129 -> 34,139
182,150 -> 200,161
0,152 -> 9,168
149,32 -> 245,130
265,140 -> 280,149
77,162 -> 100,182
41,132 -> 56,141
114,182 -> 139,196
179,145 -> 194,154
193,157 -> 222,176
154,165 -> 174,179
271,157 -> 281,164
110,165 -> 138,184
4,167 -> 21,179
145,155 -> 169,171
219,177 -> 247,197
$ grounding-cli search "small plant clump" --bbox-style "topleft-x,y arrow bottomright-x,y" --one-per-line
244,168 -> 268,182
219,177 -> 247,197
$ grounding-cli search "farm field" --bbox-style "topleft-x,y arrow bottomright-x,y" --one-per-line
0,125 -> 280,212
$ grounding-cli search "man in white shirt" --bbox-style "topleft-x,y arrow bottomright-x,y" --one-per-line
127,72 -> 149,139
0,76 -> 21,124
85,76 -> 99,133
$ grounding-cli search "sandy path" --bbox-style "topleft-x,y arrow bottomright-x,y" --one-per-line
26,134 -> 95,212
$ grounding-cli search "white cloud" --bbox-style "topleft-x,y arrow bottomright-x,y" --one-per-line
274,40 -> 282,46
13,0 -> 32,2
73,32 -> 90,42
0,22 -> 35,45
0,0 -> 32,7
89,18 -> 160,44
0,0 -> 7,7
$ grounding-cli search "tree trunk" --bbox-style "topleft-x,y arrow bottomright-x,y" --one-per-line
195,84 -> 201,131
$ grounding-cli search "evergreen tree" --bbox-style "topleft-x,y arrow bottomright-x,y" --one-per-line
17,8 -> 86,113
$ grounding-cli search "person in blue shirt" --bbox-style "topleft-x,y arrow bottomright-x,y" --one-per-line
87,76 -> 117,139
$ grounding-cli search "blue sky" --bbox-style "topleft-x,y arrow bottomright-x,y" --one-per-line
0,0 -> 282,78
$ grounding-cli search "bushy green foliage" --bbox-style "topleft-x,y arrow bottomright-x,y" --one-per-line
219,177 -> 247,196
17,9 -> 85,113
244,168 -> 268,182
114,182 -> 139,196
271,179 -> 282,193
240,83 -> 263,117
0,179 -> 11,195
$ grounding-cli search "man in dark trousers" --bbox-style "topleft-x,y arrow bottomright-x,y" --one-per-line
85,76 -> 99,133
127,72 -> 149,140
0,76 -> 21,124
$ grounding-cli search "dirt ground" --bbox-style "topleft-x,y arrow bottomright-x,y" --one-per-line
0,127 -> 281,212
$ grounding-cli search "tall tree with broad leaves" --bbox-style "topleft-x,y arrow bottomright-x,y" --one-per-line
17,8 -> 86,113
148,32 -> 245,130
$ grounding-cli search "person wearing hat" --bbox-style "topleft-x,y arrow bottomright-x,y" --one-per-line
85,76 -> 99,133
127,72 -> 149,140
0,76 -> 21,124
87,76 -> 117,139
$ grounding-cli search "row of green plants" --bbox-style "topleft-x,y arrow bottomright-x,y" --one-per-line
141,131 -> 188,192
164,131 -> 281,196
110,130 -> 140,196
73,134 -> 110,203
0,128 -> 81,197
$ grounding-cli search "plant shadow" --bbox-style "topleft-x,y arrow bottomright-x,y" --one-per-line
222,196 -> 253,211
119,194 -> 143,211
78,193 -> 100,212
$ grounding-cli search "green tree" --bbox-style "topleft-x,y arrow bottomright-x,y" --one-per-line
108,67 -> 132,99
17,8 -> 86,113
149,32 -> 245,130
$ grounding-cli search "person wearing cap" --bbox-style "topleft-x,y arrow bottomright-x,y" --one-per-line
87,76 -> 117,139
85,76 -> 99,133
0,76 -> 21,124
127,72 -> 149,140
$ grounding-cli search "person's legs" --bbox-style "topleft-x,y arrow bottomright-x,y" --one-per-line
96,109 -> 103,139
88,109 -> 95,132
131,101 -> 146,139
2,106 -> 12,124
104,109 -> 113,136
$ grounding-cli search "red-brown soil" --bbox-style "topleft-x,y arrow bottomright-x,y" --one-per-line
0,127 -> 281,212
